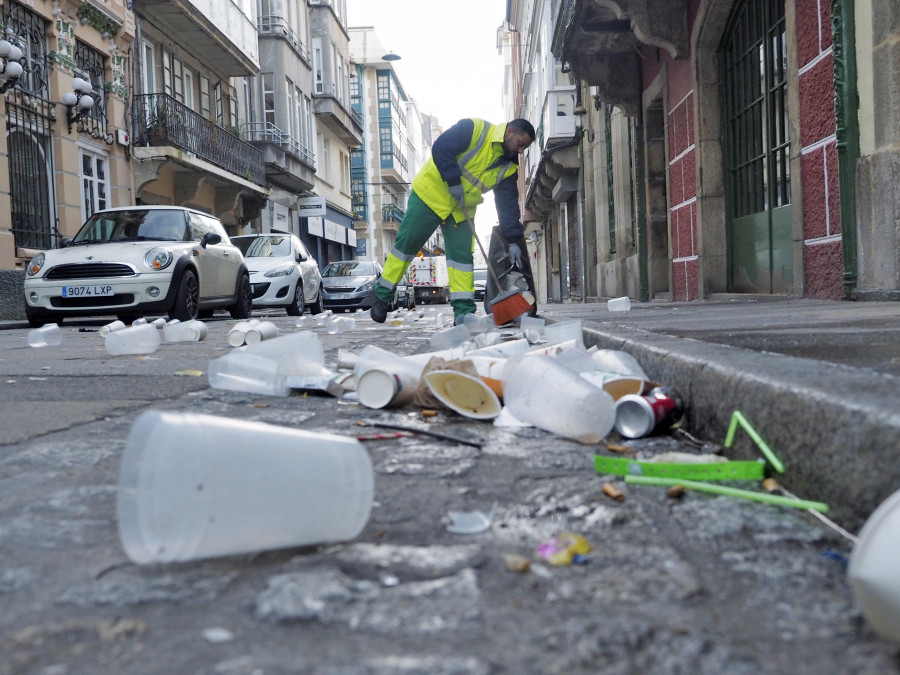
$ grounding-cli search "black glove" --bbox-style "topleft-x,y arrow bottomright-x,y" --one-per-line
507,242 -> 523,269
447,183 -> 465,208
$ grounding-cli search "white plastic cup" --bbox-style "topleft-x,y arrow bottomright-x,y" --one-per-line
849,488 -> 900,644
207,351 -> 290,397
503,355 -> 616,444
607,296 -> 631,312
424,370 -> 502,419
296,315 -> 316,328
357,368 -> 418,409
227,319 -> 260,347
430,324 -> 471,351
244,321 -> 279,345
132,317 -> 148,326
150,317 -> 167,328
27,323 -> 63,348
105,323 -> 161,355
163,319 -> 208,342
116,410 -> 374,564
99,320 -> 126,337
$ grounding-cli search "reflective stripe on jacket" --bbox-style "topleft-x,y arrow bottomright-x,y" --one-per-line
411,119 -> 518,224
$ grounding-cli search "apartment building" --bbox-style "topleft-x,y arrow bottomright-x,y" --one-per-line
503,0 -> 900,304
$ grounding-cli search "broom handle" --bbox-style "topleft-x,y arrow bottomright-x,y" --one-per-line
459,205 -> 505,292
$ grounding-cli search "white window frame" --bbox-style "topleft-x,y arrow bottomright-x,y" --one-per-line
183,69 -> 194,110
199,75 -> 212,119
79,147 -> 109,223
313,38 -> 323,94
141,40 -> 155,94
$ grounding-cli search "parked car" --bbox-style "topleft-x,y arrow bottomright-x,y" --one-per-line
231,232 -> 323,316
23,206 -> 252,327
320,260 -> 382,311
474,267 -> 488,300
394,272 -> 415,310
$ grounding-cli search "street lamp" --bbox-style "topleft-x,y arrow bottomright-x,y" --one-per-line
0,39 -> 24,94
382,52 -> 401,61
63,77 -> 94,133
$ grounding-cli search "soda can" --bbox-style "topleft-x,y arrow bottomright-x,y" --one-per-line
614,386 -> 684,439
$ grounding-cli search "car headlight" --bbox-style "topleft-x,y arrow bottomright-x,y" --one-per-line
144,247 -> 173,270
264,265 -> 295,278
357,280 -> 375,293
26,253 -> 45,277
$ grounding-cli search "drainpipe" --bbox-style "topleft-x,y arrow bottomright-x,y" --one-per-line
574,79 -> 588,303
831,0 -> 860,299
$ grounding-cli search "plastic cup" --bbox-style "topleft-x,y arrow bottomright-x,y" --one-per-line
430,324 -> 471,351
503,355 -> 616,444
132,317 -> 148,326
105,323 -> 161,355
541,320 -> 583,348
207,351 -> 290,397
163,319 -> 208,342
849,488 -> 900,644
607,296 -> 631,312
227,319 -> 260,347
150,317 -> 167,328
244,321 -> 279,344
99,320 -> 126,337
116,410 -> 374,564
590,349 -> 649,380
356,368 -> 418,409
27,323 -> 63,348
424,370 -> 502,419
244,331 -> 325,377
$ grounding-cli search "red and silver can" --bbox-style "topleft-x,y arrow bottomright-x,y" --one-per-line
614,386 -> 684,439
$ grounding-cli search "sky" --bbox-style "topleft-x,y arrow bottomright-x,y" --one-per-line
346,0 -> 510,250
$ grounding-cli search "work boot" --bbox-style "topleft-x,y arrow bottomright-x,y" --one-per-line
370,298 -> 389,324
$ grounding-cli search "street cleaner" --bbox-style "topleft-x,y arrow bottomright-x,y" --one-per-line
370,118 -> 536,325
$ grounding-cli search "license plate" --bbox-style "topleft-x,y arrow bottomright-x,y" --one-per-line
330,293 -> 351,299
61,285 -> 114,298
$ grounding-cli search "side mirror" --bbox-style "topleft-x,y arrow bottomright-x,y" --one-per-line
296,252 -> 307,263
200,232 -> 222,248
60,237 -> 73,248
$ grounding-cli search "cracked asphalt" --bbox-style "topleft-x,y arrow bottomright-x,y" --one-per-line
0,309 -> 897,674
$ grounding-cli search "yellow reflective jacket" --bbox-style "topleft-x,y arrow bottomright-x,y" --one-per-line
411,119 -> 518,224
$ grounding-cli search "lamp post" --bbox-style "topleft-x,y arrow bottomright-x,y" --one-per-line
63,77 -> 94,133
0,39 -> 24,94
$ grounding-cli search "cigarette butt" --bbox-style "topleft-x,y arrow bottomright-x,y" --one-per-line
422,409 -> 438,417
666,485 -> 685,499
504,554 -> 531,573
607,443 -> 636,455
762,478 -> 780,493
602,482 -> 625,501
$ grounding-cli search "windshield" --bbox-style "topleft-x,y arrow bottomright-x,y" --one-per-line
322,261 -> 375,277
72,210 -> 189,244
474,269 -> 488,281
233,236 -> 291,258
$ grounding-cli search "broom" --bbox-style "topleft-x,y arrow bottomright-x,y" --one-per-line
459,205 -> 532,326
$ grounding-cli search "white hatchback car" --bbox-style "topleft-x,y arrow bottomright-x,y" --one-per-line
23,206 -> 253,326
231,233 -> 323,315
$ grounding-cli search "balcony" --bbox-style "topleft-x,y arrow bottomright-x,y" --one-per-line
382,203 -> 405,223
132,94 -> 265,185
522,90 -> 580,218
313,83 -> 364,147
244,122 -> 316,193
134,0 -> 259,76
258,14 -> 311,67
551,0 -> 687,115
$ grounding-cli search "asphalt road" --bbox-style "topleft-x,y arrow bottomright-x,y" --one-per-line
0,309 -> 897,674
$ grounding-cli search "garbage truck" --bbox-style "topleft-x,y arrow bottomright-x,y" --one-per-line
408,255 -> 450,304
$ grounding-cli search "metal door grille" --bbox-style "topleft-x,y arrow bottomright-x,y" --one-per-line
722,0 -> 790,218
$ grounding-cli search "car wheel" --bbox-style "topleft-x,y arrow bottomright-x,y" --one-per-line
309,287 -> 324,315
117,313 -> 139,324
286,283 -> 305,316
229,274 -> 253,319
198,309 -> 214,319
170,270 -> 200,321
25,308 -> 59,327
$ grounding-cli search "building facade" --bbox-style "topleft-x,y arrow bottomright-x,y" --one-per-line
503,0 -> 899,304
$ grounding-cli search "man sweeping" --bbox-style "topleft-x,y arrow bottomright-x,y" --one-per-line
370,117 -> 536,325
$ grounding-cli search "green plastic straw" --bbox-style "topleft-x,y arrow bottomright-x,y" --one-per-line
724,410 -> 785,474
624,474 -> 829,513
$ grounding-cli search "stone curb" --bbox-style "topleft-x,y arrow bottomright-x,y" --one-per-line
583,324 -> 900,530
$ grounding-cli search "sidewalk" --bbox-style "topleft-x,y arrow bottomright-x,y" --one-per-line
540,296 -> 900,529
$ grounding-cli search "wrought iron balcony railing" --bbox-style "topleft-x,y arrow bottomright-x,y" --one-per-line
243,121 -> 315,167
258,15 -> 311,65
132,93 -> 265,185
382,203 -> 405,223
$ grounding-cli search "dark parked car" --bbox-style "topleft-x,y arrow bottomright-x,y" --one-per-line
320,260 -> 382,311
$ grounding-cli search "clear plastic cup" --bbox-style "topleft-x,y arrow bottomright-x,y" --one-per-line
116,410 -> 374,564
541,320 -> 584,348
105,323 -> 161,355
243,331 -> 325,376
430,324 -> 471,351
27,323 -> 63,348
607,296 -> 631,312
207,351 -> 290,397
503,355 -> 616,444
163,319 -> 208,342
99,320 -> 126,337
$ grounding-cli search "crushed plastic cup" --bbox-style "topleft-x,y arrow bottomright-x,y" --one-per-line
430,324 -> 471,351
244,321 -> 279,345
424,370 -> 502,419
589,349 -> 649,380
503,354 -> 616,444
207,351 -> 290,397
227,319 -> 260,347
244,331 -> 325,376
541,320 -> 584,348
849,488 -> 900,644
327,317 -> 355,334
462,313 -> 493,335
105,323 -> 161,355
116,410 -> 374,564
356,368 -> 418,409
607,296 -> 631,312
163,319 -> 208,342
99,320 -> 126,337
27,323 -> 63,348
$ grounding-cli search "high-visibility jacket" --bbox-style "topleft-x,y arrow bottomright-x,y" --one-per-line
411,119 -> 519,224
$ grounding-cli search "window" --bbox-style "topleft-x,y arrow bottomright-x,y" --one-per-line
262,73 -> 275,126
80,150 -> 108,222
162,48 -> 172,96
214,82 -> 224,125
287,77 -> 295,138
313,39 -> 323,94
199,76 -> 211,119
377,71 -> 390,117
341,152 -> 349,194
73,41 -> 108,133
183,69 -> 194,110
379,123 -> 392,167
141,41 -> 155,95
172,56 -> 184,103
